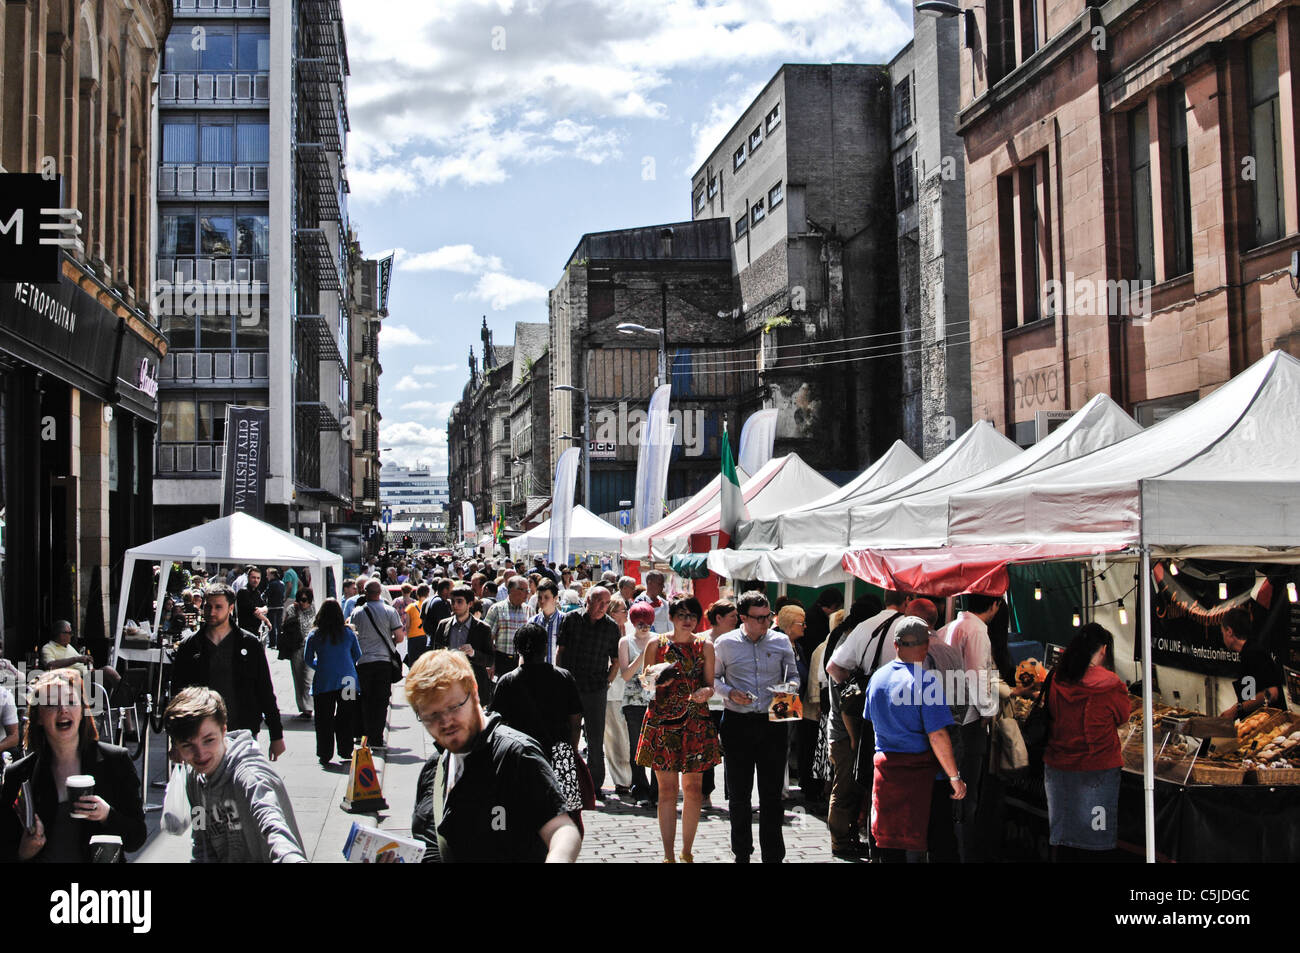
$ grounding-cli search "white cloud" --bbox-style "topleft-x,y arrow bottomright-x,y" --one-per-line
687,77 -> 769,176
378,323 -> 428,347
393,375 -> 427,392
411,364 -> 459,375
341,0 -> 911,199
398,245 -> 504,274
380,419 -> 450,471
456,272 -> 548,311
399,399 -> 456,422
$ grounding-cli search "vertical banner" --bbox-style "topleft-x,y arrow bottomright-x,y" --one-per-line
548,447 -> 581,566
219,405 -> 270,518
719,422 -> 748,544
738,408 -> 779,476
461,501 -> 476,545
377,254 -> 394,310
633,384 -> 673,532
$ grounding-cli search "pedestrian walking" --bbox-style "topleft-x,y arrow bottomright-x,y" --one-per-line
263,568 -> 286,650
408,650 -> 582,862
430,584 -> 495,704
635,596 -> 721,863
619,602 -> 659,809
405,583 -> 432,670
699,598 -> 739,806
602,595 -> 634,800
304,599 -> 362,766
165,687 -> 307,863
279,587 -> 316,718
555,585 -> 621,797
485,575 -> 531,678
713,590 -> 798,863
348,580 -> 406,750
0,670 -> 146,862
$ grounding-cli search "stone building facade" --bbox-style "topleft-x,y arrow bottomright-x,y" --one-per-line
447,321 -> 513,543
348,243 -> 384,525
0,0 -> 172,656
690,64 -> 902,470
958,0 -> 1300,442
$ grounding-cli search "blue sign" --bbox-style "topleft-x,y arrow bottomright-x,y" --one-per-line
382,507 -> 392,525
619,510 -> 630,527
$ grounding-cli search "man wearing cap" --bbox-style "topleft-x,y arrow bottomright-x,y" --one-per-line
864,616 -> 966,863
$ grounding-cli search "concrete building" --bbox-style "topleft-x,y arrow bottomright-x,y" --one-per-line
349,243 -> 384,523
507,323 -> 550,523
380,463 -> 448,509
548,220 -> 744,514
890,15 -> 972,459
957,0 -> 1300,443
0,0 -> 172,657
690,63 -> 902,470
152,0 -> 353,542
447,320 -> 514,540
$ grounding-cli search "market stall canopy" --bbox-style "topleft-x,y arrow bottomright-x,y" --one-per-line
846,394 -> 1142,548
649,453 -> 836,560
620,466 -> 750,561
948,349 -> 1300,559
730,439 -> 923,550
112,512 -> 344,663
509,505 -> 626,558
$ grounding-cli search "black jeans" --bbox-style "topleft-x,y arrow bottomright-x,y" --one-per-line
405,636 -> 429,670
701,709 -> 724,800
356,661 -> 393,748
796,718 -> 820,798
721,712 -> 788,863
579,688 -> 608,791
622,705 -> 657,803
314,689 -> 357,761
954,720 -> 989,863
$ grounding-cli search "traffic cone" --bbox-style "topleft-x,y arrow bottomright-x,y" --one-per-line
341,738 -> 389,813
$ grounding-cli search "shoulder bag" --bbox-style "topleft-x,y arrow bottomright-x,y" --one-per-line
837,612 -> 901,719
1021,670 -> 1055,767
363,604 -> 404,683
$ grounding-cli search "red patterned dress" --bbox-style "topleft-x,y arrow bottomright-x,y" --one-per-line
635,635 -> 723,774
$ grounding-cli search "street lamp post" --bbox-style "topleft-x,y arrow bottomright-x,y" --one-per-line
553,384 -> 590,511
617,322 -> 667,387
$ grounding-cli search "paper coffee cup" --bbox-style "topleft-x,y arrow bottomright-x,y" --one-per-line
67,775 -> 95,818
89,834 -> 123,863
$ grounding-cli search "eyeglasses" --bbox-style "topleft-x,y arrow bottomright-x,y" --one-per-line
417,694 -> 472,725
746,613 -> 772,623
674,612 -> 700,622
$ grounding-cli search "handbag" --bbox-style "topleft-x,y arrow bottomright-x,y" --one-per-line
990,693 -> 1030,777
837,612 -> 900,719
364,604 -> 404,683
1021,670 -> 1055,767
277,611 -> 304,660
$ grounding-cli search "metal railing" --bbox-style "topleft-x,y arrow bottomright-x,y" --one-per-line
156,256 -> 269,284
158,164 -> 269,196
159,71 -> 269,104
157,441 -> 224,474
159,349 -> 269,383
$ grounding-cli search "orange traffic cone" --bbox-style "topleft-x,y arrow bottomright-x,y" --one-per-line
342,737 -> 389,813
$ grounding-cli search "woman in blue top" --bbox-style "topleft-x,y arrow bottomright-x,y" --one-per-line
303,598 -> 362,767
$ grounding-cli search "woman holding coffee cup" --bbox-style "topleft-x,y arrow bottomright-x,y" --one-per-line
0,669 -> 146,862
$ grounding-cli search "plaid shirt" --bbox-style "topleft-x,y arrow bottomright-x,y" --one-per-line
556,609 -> 622,693
485,599 -> 531,657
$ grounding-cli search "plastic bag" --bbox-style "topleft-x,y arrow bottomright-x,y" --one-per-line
161,763 -> 191,835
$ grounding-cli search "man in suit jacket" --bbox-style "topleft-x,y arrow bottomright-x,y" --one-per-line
431,583 -> 495,704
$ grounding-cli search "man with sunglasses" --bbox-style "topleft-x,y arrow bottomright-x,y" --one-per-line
712,590 -> 800,863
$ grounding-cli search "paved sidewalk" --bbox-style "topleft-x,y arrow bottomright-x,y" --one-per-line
133,652 -> 845,863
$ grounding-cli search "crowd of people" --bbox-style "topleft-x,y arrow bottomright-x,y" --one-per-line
0,545 -> 1141,865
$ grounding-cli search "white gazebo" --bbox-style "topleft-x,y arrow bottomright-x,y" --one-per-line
112,512 -> 344,663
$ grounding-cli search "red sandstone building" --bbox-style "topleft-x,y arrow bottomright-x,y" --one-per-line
956,0 -> 1300,442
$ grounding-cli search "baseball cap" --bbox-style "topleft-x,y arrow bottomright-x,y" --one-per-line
892,616 -> 932,647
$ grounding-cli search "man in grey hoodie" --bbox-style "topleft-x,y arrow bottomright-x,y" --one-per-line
165,687 -> 308,863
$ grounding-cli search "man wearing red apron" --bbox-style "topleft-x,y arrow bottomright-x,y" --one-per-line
864,617 -> 966,862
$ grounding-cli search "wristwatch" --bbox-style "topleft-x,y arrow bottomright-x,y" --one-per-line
949,775 -> 962,782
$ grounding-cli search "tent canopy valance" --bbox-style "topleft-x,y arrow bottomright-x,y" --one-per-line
509,505 -> 626,558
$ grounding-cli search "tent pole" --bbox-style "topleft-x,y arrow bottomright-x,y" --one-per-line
151,562 -> 171,640
1140,544 -> 1155,864
111,556 -> 136,667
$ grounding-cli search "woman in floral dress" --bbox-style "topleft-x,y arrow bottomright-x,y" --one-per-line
635,595 -> 722,862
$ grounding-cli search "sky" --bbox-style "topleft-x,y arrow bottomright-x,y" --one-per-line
338,0 -> 917,475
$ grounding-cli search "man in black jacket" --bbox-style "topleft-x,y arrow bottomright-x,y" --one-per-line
172,584 -> 285,760
430,584 -> 495,705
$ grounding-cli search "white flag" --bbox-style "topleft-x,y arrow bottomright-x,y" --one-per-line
548,447 -> 581,566
738,409 -> 779,476
633,384 -> 673,532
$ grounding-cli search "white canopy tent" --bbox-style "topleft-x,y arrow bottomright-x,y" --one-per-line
845,394 -> 1142,548
112,512 -> 344,664
649,453 -> 836,560
509,505 -> 626,559
620,466 -> 750,562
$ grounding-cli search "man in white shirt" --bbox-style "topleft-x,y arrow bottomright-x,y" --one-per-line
935,592 -> 1003,863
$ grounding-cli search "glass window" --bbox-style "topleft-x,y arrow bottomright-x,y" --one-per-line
1130,105 -> 1154,283
766,103 -> 781,132
1248,30 -> 1283,247
896,154 -> 915,209
733,144 -> 746,171
694,188 -> 705,212
236,213 -> 269,256
200,29 -> 234,71
237,123 -> 269,163
236,29 -> 270,70
160,211 -> 196,255
707,174 -> 718,198
235,311 -> 268,351
1168,84 -> 1193,278
750,125 -> 763,152
162,311 -> 196,348
200,213 -> 234,255
164,29 -> 201,71
200,313 -> 232,350
200,124 -> 234,163
895,77 -> 912,131
162,123 -> 197,163
751,197 -> 766,224
735,214 -> 748,239
198,400 -> 227,443
160,399 -> 196,442
769,181 -> 783,208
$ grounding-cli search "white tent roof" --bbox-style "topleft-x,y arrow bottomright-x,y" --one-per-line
948,350 -> 1300,558
509,505 -> 626,557
620,465 -> 750,561
846,394 -> 1142,548
731,439 -> 922,550
650,454 -> 837,560
113,513 -> 344,663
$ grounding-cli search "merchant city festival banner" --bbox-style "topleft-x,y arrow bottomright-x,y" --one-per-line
219,405 -> 270,519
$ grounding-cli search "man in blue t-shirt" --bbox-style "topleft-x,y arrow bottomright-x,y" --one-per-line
864,617 -> 966,862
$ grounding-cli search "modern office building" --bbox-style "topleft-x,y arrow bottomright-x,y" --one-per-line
0,0 -> 172,657
380,463 -> 449,510
152,0 -> 353,543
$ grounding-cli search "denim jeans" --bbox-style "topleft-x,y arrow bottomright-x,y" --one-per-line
579,688 -> 609,792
